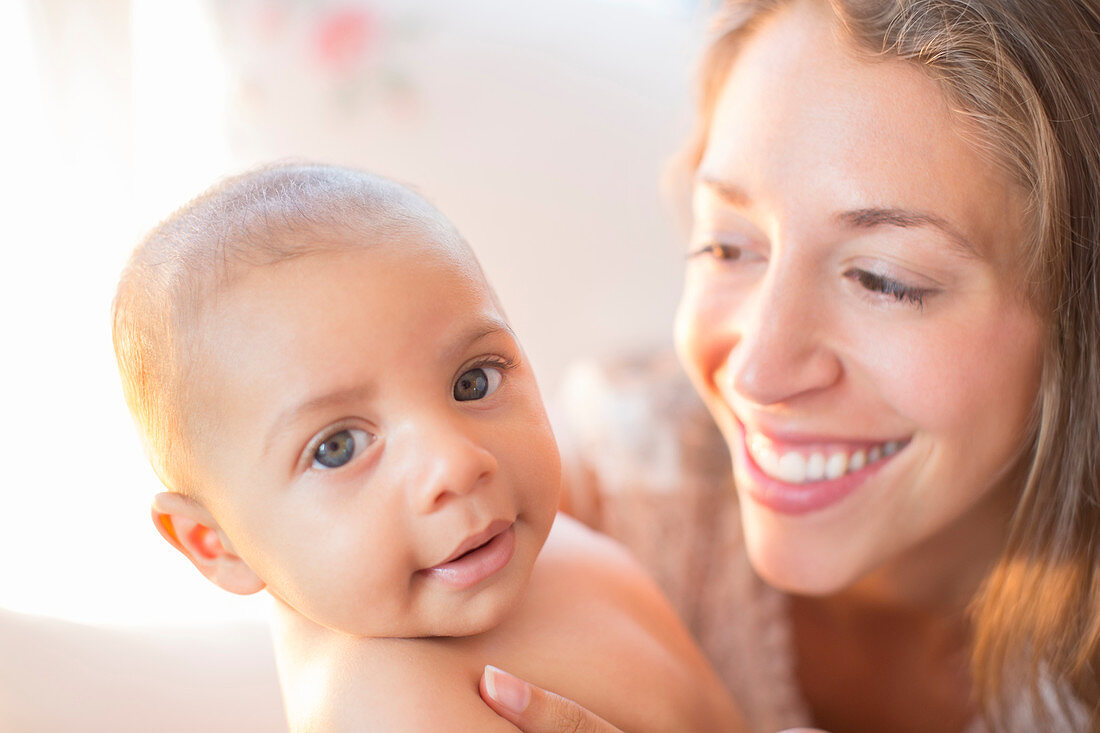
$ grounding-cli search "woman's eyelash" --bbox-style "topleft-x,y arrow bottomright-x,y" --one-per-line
846,269 -> 930,309
687,243 -> 743,261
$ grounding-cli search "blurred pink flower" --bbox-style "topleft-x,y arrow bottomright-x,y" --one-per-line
314,6 -> 376,74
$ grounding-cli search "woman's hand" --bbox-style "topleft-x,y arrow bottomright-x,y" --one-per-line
479,666 -> 625,733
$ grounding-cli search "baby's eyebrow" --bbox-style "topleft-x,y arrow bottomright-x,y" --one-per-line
262,383 -> 375,459
260,317 -> 515,458
434,314 -> 515,363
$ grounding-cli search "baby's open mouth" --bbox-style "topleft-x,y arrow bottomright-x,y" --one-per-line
452,537 -> 493,562
420,522 -> 517,590
432,519 -> 513,568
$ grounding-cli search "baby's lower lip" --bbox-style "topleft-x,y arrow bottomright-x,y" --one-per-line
420,525 -> 516,590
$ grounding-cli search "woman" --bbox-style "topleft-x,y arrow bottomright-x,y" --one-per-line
480,0 -> 1100,730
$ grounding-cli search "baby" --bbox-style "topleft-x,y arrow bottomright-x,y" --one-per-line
112,163 -> 743,732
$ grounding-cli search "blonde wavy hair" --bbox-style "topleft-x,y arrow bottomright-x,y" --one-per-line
685,0 -> 1100,728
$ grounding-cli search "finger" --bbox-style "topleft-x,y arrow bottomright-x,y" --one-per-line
480,665 -> 624,733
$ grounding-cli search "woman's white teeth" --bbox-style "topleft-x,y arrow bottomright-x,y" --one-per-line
758,445 -> 779,476
824,452 -> 846,480
776,452 -> 805,483
806,453 -> 825,481
748,434 -> 901,484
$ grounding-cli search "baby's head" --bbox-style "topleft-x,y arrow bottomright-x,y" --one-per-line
113,163 -> 560,637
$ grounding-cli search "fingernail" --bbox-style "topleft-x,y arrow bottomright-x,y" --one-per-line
484,665 -> 531,713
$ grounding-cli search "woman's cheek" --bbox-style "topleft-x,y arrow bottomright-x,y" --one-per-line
675,276 -> 746,386
851,305 -> 1039,441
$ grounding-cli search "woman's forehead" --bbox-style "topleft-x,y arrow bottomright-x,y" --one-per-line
697,0 -> 1027,269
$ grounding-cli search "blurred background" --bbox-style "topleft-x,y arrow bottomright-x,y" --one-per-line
0,0 -> 702,627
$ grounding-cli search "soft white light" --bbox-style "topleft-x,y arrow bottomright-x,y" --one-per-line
0,1 -> 258,626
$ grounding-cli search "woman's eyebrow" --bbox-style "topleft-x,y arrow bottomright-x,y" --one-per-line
696,174 -> 980,259
696,175 -> 751,208
836,207 -> 981,260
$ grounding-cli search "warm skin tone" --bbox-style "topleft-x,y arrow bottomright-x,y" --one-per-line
152,231 -> 743,731
679,0 -> 1039,609
166,242 -> 560,640
482,2 -> 1042,731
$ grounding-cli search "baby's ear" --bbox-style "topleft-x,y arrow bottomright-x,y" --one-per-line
151,492 -> 265,596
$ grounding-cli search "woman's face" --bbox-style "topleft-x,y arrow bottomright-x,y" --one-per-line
675,1 -> 1043,597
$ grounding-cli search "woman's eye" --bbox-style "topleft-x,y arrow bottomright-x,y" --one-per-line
689,242 -> 744,261
453,366 -> 503,402
312,428 -> 372,469
846,268 -> 931,309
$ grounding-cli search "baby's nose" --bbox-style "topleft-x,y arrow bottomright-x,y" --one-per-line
406,425 -> 498,514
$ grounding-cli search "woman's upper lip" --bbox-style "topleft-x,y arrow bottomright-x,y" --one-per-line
734,414 -> 910,447
433,519 -> 513,567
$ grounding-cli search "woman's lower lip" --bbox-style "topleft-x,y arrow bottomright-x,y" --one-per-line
736,422 -> 900,515
421,525 -> 516,589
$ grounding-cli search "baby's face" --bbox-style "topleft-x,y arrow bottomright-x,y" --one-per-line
190,237 -> 560,637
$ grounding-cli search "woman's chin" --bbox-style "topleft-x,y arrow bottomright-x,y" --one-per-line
748,553 -> 857,597
739,503 -> 870,597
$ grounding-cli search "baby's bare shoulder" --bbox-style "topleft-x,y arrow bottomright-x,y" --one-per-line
289,516 -> 744,731
291,635 -> 518,732
535,512 -> 644,582
520,513 -> 689,638
502,513 -> 746,732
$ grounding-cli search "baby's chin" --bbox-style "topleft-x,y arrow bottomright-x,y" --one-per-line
340,602 -> 520,642
303,577 -> 531,641
422,602 -> 517,639
415,573 -> 534,639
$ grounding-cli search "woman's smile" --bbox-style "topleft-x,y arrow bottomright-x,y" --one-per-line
674,0 -> 1042,596
733,416 -> 913,515
742,426 -> 907,485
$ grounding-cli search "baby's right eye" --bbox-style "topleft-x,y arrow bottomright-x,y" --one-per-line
312,428 -> 373,469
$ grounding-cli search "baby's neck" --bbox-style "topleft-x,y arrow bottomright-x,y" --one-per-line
269,598 -> 348,728
268,597 -> 487,731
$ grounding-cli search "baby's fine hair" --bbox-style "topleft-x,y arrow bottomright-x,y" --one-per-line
112,162 -> 469,495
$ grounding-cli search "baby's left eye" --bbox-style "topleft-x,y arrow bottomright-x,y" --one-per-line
453,366 -> 503,402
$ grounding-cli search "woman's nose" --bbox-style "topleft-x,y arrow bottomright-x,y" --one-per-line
726,264 -> 842,406
403,421 -> 498,515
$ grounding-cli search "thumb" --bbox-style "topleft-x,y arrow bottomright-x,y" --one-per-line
480,665 -> 624,733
